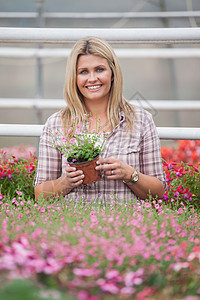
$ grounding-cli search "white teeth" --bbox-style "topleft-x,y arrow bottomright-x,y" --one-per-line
87,85 -> 101,90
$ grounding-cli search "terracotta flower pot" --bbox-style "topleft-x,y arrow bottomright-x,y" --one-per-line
68,156 -> 101,185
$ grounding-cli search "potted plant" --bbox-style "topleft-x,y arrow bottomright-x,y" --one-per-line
49,115 -> 107,184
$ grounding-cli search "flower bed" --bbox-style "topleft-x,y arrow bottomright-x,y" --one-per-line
0,150 -> 37,200
0,142 -> 200,299
2,140 -> 200,164
0,196 -> 200,299
161,140 -> 200,166
1,144 -> 36,161
163,161 -> 200,210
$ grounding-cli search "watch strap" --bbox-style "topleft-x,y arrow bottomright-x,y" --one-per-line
123,169 -> 139,185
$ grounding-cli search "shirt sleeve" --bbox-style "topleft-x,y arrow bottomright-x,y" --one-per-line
139,112 -> 167,189
33,118 -> 62,186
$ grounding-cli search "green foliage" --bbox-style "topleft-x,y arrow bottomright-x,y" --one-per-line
0,154 -> 37,200
49,114 -> 107,163
66,131 -> 103,163
0,279 -> 73,300
163,162 -> 200,210
0,197 -> 200,299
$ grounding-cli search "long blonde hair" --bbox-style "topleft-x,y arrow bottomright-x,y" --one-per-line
62,36 -> 135,136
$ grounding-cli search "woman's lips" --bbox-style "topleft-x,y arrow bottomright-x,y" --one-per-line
86,84 -> 102,90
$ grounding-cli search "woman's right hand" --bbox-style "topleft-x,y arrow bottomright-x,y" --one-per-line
64,166 -> 85,188
34,166 -> 84,200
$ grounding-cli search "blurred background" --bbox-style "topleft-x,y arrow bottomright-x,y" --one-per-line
0,0 -> 200,149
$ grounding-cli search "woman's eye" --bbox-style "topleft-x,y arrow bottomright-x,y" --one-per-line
80,70 -> 88,74
96,68 -> 104,72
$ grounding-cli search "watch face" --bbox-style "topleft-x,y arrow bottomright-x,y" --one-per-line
123,170 -> 139,185
131,171 -> 139,183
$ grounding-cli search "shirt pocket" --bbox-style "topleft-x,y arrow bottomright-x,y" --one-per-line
104,137 -> 141,168
117,144 -> 140,168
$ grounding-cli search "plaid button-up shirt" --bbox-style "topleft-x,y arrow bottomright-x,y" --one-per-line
34,106 -> 166,204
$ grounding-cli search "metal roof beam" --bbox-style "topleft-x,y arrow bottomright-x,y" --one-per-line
0,11 -> 200,19
0,99 -> 200,111
0,124 -> 199,140
0,27 -> 200,44
1,47 -> 200,58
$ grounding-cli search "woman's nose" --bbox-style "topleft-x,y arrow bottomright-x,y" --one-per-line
88,72 -> 97,82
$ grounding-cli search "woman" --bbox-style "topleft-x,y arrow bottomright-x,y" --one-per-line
34,36 -> 166,203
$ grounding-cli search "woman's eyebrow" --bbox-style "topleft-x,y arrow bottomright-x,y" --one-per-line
77,66 -> 87,70
77,64 -> 106,70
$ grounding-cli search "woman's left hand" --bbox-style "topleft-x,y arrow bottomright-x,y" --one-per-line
95,157 -> 165,200
95,157 -> 134,182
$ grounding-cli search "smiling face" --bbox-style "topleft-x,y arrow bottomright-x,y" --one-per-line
76,54 -> 113,105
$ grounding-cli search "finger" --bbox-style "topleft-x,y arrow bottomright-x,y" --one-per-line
68,173 -> 85,187
70,176 -> 84,185
105,169 -> 120,179
106,174 -> 118,180
96,162 -> 117,172
58,170 -> 84,189
72,179 -> 84,187
71,172 -> 84,182
66,169 -> 84,179
96,157 -> 116,165
104,169 -> 115,176
65,166 -> 76,172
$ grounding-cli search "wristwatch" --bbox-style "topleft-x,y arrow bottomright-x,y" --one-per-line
123,169 -> 139,185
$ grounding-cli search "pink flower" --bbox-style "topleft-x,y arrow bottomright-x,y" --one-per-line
31,228 -> 42,240
69,138 -> 76,144
16,191 -> 22,196
77,291 -> 99,300
27,257 -> 46,273
12,198 -> 19,206
120,286 -> 135,295
124,270 -> 143,287
77,291 -> 89,300
105,269 -> 121,281
100,282 -> 119,294
136,287 -> 154,300
90,214 -> 98,223
108,217 -> 114,223
43,257 -> 63,274
73,268 -> 100,277
172,262 -> 189,271
177,208 -> 183,214
75,129 -> 81,135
